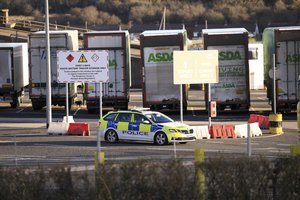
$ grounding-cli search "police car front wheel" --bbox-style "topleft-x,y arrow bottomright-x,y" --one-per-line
105,130 -> 119,143
154,132 -> 168,145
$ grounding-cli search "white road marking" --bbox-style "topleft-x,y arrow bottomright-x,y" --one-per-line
146,147 -> 194,152
240,142 -> 260,145
206,141 -> 224,144
276,143 -> 291,147
74,107 -> 81,115
269,150 -> 290,153
191,107 -> 196,116
15,104 -> 31,113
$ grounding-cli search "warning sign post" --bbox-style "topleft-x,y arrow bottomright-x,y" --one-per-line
57,50 -> 109,83
57,50 -> 109,169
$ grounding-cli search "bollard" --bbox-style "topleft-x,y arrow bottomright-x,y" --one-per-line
94,151 -> 105,174
297,101 -> 300,133
195,148 -> 205,200
269,113 -> 283,134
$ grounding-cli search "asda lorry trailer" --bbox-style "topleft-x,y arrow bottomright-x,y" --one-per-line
263,26 -> 300,112
83,31 -> 131,113
0,43 -> 28,108
140,30 -> 188,110
203,28 -> 250,110
29,30 -> 78,110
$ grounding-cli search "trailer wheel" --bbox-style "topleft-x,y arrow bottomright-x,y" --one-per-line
10,97 -> 20,108
32,102 -> 43,110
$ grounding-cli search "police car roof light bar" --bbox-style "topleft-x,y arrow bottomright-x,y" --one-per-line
131,107 -> 151,113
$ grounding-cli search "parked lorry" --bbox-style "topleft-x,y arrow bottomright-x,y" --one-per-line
140,30 -> 188,110
28,30 -> 78,110
0,43 -> 28,108
83,31 -> 131,113
263,26 -> 300,112
202,28 -> 250,110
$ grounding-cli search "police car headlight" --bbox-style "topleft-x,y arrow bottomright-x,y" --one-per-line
169,129 -> 178,133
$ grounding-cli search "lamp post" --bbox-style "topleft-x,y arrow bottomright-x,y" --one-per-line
45,0 -> 52,127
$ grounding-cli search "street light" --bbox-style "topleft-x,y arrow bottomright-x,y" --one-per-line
45,0 -> 52,127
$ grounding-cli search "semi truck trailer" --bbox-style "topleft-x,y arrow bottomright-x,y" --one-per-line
0,43 -> 28,108
83,31 -> 131,113
28,30 -> 78,110
140,29 -> 188,111
203,28 -> 250,111
263,26 -> 300,112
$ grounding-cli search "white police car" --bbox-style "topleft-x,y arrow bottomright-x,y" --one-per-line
99,109 -> 196,145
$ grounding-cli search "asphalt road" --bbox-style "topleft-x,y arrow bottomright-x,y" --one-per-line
0,89 -> 298,166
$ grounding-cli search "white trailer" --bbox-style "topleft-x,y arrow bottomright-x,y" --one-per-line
140,30 -> 188,111
83,31 -> 131,113
28,30 -> 78,110
0,43 -> 28,108
203,28 -> 250,111
263,26 -> 300,112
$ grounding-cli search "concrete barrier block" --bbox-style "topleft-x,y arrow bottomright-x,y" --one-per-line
250,122 -> 262,137
192,126 -> 210,139
234,124 -> 248,138
47,122 -> 69,135
63,116 -> 75,123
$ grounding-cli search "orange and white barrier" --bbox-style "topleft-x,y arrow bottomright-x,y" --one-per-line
68,123 -> 90,136
192,126 -> 210,139
249,122 -> 263,137
63,116 -> 75,123
234,123 -> 262,138
209,125 -> 237,139
47,122 -> 69,135
248,114 -> 269,129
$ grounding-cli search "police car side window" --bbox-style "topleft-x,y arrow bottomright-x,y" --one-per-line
104,113 -> 117,121
116,113 -> 132,122
134,114 -> 147,123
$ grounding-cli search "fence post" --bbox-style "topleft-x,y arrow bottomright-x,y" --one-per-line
195,148 -> 205,200
291,144 -> 300,157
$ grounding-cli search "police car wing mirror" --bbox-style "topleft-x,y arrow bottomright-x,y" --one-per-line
143,120 -> 151,124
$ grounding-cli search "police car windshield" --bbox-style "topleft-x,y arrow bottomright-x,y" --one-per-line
145,112 -> 174,123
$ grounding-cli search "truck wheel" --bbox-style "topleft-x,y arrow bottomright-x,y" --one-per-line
32,102 -> 42,110
10,97 -> 20,108
10,102 -> 17,108
154,132 -> 168,145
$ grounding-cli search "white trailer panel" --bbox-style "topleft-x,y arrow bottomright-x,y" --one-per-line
0,43 -> 28,107
208,45 -> 247,102
29,30 -> 78,110
84,31 -> 131,111
143,46 -> 180,102
249,43 -> 264,90
276,40 -> 300,101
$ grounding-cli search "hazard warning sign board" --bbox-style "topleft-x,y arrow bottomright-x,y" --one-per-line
57,50 -> 109,83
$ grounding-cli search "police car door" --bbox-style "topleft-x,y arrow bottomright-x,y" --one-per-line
115,113 -> 132,140
130,114 -> 152,141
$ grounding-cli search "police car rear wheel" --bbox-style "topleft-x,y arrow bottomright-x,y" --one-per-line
105,130 -> 118,143
154,132 -> 168,145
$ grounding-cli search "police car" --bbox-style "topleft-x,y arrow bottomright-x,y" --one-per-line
99,109 -> 196,145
